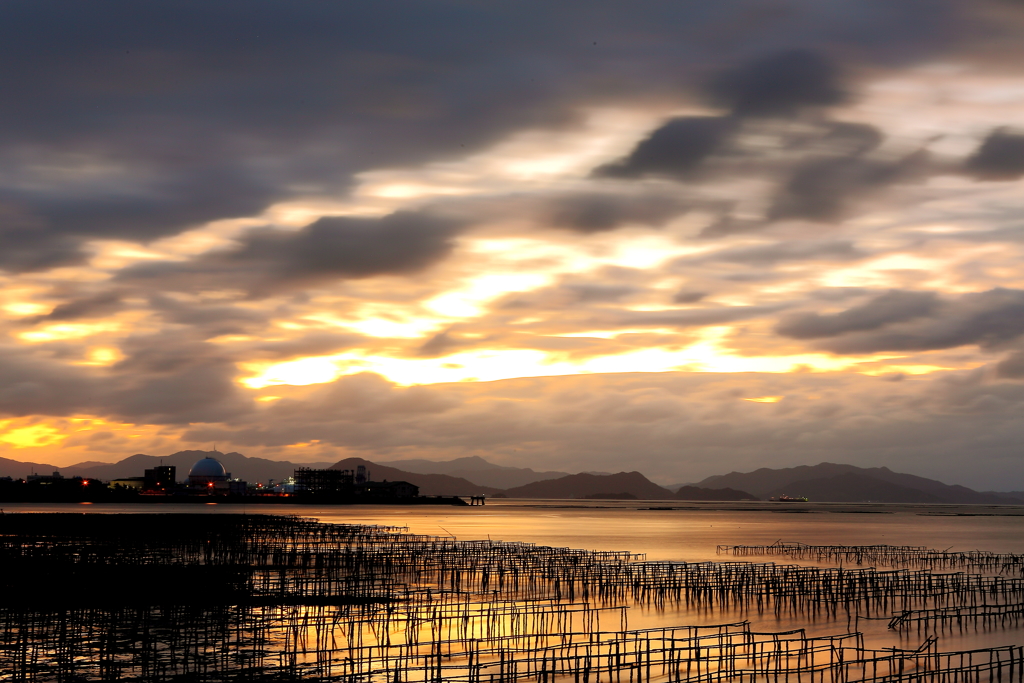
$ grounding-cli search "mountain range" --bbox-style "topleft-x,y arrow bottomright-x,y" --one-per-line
2,452 -> 1022,504
499,471 -> 674,500
697,462 -> 1024,505
374,455 -> 570,489
68,451 -> 336,485
330,458 -> 499,496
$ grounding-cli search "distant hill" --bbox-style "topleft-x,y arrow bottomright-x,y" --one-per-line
502,472 -> 674,500
1,450 -> 501,495
60,451 -> 336,485
4,450 -> 1021,504
328,457 -> 499,496
698,463 -> 1024,504
0,456 -> 62,479
675,486 -> 757,501
376,455 -> 570,489
986,490 -> 1024,500
765,472 -> 945,504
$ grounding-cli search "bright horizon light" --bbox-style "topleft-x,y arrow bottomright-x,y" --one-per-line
238,326 -> 948,389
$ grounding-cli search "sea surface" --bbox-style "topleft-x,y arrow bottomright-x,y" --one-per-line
7,498 -> 1024,654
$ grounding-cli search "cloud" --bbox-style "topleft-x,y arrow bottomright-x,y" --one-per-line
0,2 -> 963,272
106,359 -> 248,424
673,290 -> 708,304
247,332 -> 363,361
697,216 -> 764,239
996,350 -> 1024,379
545,192 -> 689,232
4,0 -> 1024,490
226,213 -> 462,283
682,239 -> 864,267
0,347 -> 99,417
706,49 -> 846,117
590,48 -> 935,231
768,152 -> 923,222
802,288 -> 1024,354
120,210 -> 463,295
32,291 -> 124,322
776,290 -> 939,339
593,116 -> 736,179
417,331 -> 474,358
966,128 -> 1024,180
0,335 -> 250,424
599,304 -> 784,329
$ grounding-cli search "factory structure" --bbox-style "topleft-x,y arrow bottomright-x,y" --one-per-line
293,464 -> 419,499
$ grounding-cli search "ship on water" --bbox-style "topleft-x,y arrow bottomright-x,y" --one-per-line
769,494 -> 809,502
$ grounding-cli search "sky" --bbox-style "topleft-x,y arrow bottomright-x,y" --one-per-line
3,1 -> 1024,488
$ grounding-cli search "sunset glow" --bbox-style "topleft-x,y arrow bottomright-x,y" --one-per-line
2,2 -> 1024,489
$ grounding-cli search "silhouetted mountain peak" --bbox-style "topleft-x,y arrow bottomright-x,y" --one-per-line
375,455 -> 571,488
699,463 -> 1017,504
502,471 -> 673,500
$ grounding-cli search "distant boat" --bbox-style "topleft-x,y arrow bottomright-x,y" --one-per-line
770,494 -> 809,502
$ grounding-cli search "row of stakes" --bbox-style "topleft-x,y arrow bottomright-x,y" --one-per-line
2,514 -> 1024,682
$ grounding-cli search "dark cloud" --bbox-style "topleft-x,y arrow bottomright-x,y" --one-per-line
593,117 -> 736,179
602,114 -> 911,230
33,291 -> 123,322
0,227 -> 89,272
592,46 -> 929,229
0,1 -> 962,272
120,211 -> 463,295
768,154 -> 914,222
226,213 -> 461,283
601,304 -> 784,329
682,239 -> 864,267
418,331 -> 473,358
996,350 -> 1024,379
146,295 -> 273,339
810,289 -> 1024,354
112,336 -> 228,375
106,359 -> 248,424
248,332 -> 362,361
706,49 -> 846,117
564,284 -> 639,303
0,334 -> 250,424
100,334 -> 252,422
697,216 -> 763,239
0,346 -> 99,416
776,290 -> 939,339
546,192 -> 688,232
966,129 -> 1024,180
673,290 -> 708,304
819,122 -> 885,155
490,276 -> 648,315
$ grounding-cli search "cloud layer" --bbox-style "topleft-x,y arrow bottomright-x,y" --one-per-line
2,1 -> 1024,488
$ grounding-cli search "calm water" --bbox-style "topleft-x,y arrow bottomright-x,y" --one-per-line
9,499 -> 1024,561
8,499 -> 1024,653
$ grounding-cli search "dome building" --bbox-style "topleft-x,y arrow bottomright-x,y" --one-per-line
187,457 -> 230,487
